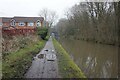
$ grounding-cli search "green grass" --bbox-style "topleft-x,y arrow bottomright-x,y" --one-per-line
2,40 -> 46,78
52,38 -> 86,78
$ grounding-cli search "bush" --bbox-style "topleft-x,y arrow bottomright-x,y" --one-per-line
36,27 -> 48,40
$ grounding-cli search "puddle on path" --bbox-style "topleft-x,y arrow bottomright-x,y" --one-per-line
38,54 -> 44,59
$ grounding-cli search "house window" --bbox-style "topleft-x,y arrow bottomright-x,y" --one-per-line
11,19 -> 16,26
28,22 -> 34,26
18,22 -> 25,26
0,22 -> 2,26
36,20 -> 41,27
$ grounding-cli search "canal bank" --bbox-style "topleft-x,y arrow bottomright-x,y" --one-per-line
52,38 -> 86,78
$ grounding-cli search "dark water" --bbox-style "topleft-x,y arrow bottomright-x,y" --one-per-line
60,38 -> 118,78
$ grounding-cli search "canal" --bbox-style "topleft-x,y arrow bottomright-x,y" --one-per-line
59,38 -> 118,78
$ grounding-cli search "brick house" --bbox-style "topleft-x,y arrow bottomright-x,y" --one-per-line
0,16 -> 44,35
0,16 -> 44,29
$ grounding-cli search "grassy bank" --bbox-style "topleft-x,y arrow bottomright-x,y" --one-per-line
2,40 -> 46,78
52,38 -> 86,78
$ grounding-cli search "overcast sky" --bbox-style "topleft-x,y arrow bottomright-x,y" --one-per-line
0,0 -> 80,20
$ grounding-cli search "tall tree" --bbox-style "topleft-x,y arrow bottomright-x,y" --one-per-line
56,2 -> 119,45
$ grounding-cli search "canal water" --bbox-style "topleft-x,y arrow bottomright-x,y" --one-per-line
60,38 -> 118,78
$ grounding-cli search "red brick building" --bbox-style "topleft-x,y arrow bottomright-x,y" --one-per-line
0,16 -> 44,35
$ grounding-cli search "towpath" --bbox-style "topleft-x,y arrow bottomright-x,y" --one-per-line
25,37 -> 59,78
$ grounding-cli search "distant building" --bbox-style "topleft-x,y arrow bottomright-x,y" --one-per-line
0,16 -> 44,35
0,16 -> 44,29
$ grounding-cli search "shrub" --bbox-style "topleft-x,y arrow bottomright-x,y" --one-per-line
36,27 -> 48,40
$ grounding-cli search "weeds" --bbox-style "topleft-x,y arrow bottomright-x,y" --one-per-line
2,34 -> 46,78
2,34 -> 39,58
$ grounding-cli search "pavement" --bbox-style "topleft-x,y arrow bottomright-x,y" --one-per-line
25,37 -> 59,78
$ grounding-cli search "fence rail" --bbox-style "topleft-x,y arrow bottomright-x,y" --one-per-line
2,28 -> 36,36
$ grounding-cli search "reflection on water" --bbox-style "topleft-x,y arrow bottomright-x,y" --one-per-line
60,38 -> 118,78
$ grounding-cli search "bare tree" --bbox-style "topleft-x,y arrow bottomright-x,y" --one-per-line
56,2 -> 119,45
48,11 -> 58,27
39,8 -> 48,22
39,8 -> 58,27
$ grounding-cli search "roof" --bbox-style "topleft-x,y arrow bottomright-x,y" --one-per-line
1,16 -> 44,22
2,17 -> 12,22
14,17 -> 44,22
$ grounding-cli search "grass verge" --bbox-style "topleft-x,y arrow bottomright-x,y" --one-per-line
52,38 -> 86,78
2,40 -> 46,78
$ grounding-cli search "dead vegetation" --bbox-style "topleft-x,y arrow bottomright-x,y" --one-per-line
2,34 -> 39,58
